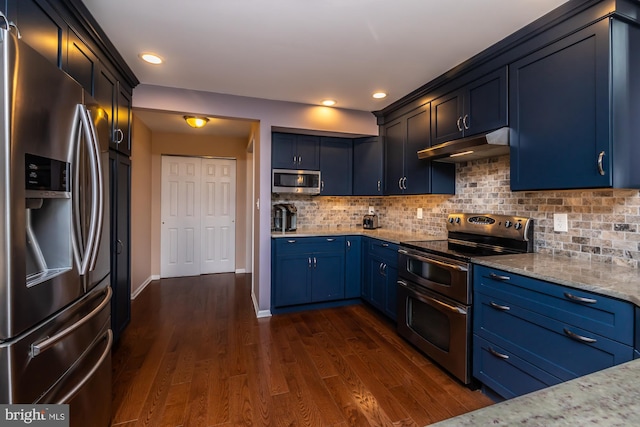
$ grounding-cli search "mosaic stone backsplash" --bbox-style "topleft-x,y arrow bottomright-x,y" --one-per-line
272,155 -> 640,268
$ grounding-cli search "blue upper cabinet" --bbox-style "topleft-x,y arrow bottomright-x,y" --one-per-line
431,67 -> 508,146
320,137 -> 353,196
383,102 -> 455,195
272,132 -> 320,170
510,18 -> 640,191
353,137 -> 383,196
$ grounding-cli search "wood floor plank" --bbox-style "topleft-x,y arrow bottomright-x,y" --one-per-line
112,274 -> 493,427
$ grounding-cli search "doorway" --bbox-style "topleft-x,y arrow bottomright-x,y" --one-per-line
160,155 -> 236,278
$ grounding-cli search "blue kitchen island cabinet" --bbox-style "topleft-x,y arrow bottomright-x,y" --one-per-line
272,236 -> 347,311
510,17 -> 640,191
473,264 -> 634,400
272,132 -> 320,170
362,238 -> 399,320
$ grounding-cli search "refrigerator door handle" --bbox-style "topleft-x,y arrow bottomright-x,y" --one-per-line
30,286 -> 111,357
55,329 -> 112,404
71,105 -> 104,277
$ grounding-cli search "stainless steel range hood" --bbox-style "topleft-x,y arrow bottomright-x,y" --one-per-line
417,127 -> 510,163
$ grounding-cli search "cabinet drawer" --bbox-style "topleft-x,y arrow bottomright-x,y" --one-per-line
274,236 -> 345,254
473,335 -> 562,399
475,292 -> 634,381
367,239 -> 399,265
474,265 -> 634,345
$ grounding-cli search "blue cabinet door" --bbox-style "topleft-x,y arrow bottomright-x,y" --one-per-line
272,133 -> 297,169
509,19 -> 610,190
368,254 -> 386,312
384,263 -> 398,320
465,67 -> 508,136
345,236 -> 362,299
353,137 -> 383,196
404,103 -> 433,195
312,252 -> 345,302
383,119 -> 405,195
320,137 -> 353,196
295,135 -> 320,170
273,253 -> 311,307
431,91 -> 463,146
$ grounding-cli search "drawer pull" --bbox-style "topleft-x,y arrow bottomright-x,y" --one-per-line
488,347 -> 509,360
382,243 -> 389,247
564,328 -> 597,344
564,292 -> 597,304
326,238 -> 335,242
287,240 -> 296,244
489,301 -> 510,311
489,273 -> 510,281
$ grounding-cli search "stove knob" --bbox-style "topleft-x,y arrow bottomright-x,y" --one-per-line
505,220 -> 512,228
514,222 -> 523,230
448,217 -> 454,223
455,217 -> 461,224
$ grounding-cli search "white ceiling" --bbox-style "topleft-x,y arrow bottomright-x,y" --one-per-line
83,0 -> 570,135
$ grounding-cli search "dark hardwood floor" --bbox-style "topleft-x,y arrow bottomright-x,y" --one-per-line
111,274 -> 492,426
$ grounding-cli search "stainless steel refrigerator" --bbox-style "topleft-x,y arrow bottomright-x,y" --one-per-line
0,24 -> 112,427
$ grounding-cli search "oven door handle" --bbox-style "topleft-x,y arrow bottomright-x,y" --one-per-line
401,252 -> 468,272
398,280 -> 467,315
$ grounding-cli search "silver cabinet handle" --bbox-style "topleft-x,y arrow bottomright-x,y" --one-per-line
293,155 -> 297,164
287,240 -> 296,244
381,263 -> 387,276
379,262 -> 384,275
31,287 -> 112,357
456,116 -> 463,132
597,151 -> 605,176
313,257 -> 317,268
55,329 -> 113,404
321,181 -> 325,192
489,301 -> 510,311
382,243 -> 389,247
398,177 -> 403,189
489,272 -> 510,281
308,257 -> 312,268
326,238 -> 335,242
402,177 -> 407,190
347,240 -> 351,248
114,128 -> 124,144
463,114 -> 469,130
564,328 -> 597,344
116,239 -> 124,255
298,156 -> 302,164
377,180 -> 381,192
564,292 -> 597,304
488,347 -> 510,360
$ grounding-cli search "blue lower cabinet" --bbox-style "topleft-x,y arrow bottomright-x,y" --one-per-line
472,264 -> 634,399
345,236 -> 362,299
311,252 -> 345,302
362,238 -> 399,320
274,253 -> 312,306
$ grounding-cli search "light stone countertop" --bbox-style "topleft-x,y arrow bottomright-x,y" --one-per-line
270,227 -> 444,245
430,358 -> 640,426
472,253 -> 640,306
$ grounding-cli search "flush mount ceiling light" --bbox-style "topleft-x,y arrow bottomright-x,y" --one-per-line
139,52 -> 163,64
321,99 -> 337,106
184,116 -> 209,128
372,92 -> 387,99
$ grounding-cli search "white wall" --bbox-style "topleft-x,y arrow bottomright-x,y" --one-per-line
133,84 -> 378,313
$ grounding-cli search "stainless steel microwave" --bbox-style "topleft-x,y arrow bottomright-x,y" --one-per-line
272,169 -> 321,194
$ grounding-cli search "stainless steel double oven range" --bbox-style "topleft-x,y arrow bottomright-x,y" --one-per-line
397,213 -> 533,385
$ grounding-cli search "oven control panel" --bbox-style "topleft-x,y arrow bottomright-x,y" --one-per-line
446,213 -> 533,241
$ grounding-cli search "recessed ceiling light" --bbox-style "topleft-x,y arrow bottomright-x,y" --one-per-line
373,92 -> 387,99
139,53 -> 163,64
321,99 -> 337,107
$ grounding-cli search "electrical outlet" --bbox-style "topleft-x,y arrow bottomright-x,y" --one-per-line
417,208 -> 423,219
554,213 -> 568,232
368,206 -> 375,214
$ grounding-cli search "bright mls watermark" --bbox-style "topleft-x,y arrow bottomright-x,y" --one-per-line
0,405 -> 69,426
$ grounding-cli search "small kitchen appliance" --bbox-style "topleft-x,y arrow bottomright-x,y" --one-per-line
363,214 -> 379,229
397,213 -> 533,385
273,203 -> 298,232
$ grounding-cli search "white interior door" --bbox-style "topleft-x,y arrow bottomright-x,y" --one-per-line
161,156 -> 236,278
161,156 -> 201,278
201,158 -> 236,274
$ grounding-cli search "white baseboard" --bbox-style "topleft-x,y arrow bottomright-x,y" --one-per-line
252,290 -> 272,318
235,268 -> 247,274
131,276 -> 156,300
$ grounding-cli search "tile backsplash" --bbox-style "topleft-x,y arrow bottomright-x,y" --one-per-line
272,155 -> 640,268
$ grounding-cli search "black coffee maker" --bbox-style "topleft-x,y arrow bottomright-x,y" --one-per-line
273,204 -> 297,232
